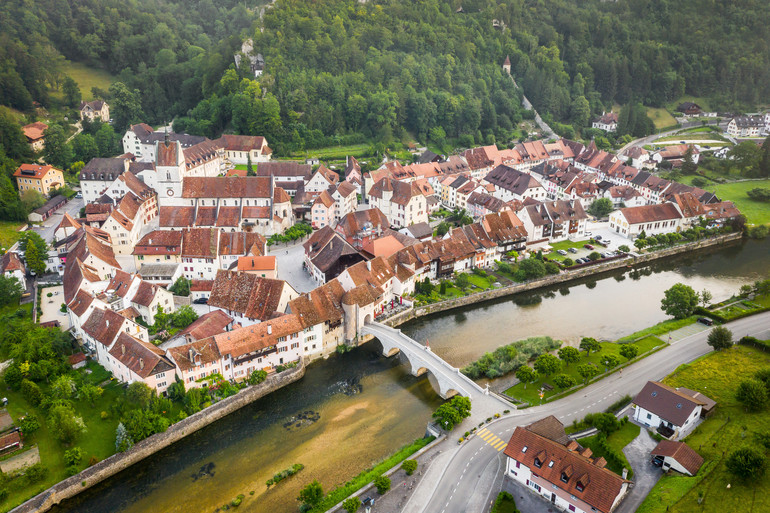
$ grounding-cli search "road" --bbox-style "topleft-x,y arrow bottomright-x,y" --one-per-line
30,197 -> 83,244
402,311 -> 770,513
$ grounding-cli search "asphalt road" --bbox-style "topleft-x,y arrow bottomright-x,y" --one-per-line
30,197 -> 83,244
404,311 -> 770,513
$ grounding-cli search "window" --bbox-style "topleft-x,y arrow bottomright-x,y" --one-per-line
561,473 -> 569,483
576,482 -> 584,492
646,413 -> 652,420
568,506 -> 575,512
534,458 -> 542,468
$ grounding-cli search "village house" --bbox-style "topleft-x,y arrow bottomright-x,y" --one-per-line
104,270 -> 175,324
504,416 -> 629,513
136,263 -> 183,286
22,122 -> 48,152
676,102 -> 702,117
213,134 -> 272,165
287,279 -> 346,360
304,226 -> 366,284
84,203 -> 113,228
592,112 -> 618,132
208,270 -> 299,327
484,165 -> 547,203
335,208 -> 390,249
213,314 -> 305,381
79,306 -> 148,365
652,145 -> 700,166
632,381 -> 715,440
133,230 -> 183,267
107,332 -> 175,394
466,191 -> 508,219
216,230 -> 267,270
518,200 -> 588,245
0,252 -> 25,284
167,337 -> 225,389
344,157 -> 364,195
236,255 -> 277,278
727,115 -> 764,138
256,161 -> 313,197
14,164 -> 64,197
304,165 -> 339,194
79,100 -> 110,122
101,192 -> 158,256
311,190 -> 334,229
608,204 -> 683,239
122,124 -> 206,162
601,185 -> 645,208
671,192 -> 707,227
650,441 -> 704,476
79,157 -> 130,204
399,222 -> 433,242
179,228 -> 220,281
625,147 -> 651,169
368,178 -> 428,228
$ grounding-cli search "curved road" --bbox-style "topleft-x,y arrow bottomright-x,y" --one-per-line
403,312 -> 770,513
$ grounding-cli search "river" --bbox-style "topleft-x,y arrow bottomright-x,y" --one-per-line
50,238 -> 770,513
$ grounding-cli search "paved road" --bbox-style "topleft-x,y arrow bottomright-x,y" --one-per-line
270,238 -> 316,293
30,197 -> 83,244
403,312 -> 770,513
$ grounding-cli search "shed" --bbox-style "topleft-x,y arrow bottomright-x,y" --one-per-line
651,440 -> 704,476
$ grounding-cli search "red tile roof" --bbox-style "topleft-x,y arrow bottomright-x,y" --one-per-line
168,338 -> 222,372
14,164 -> 60,180
619,204 -> 683,225
651,440 -> 704,475
68,289 -> 95,317
213,314 -> 303,359
133,230 -> 183,256
237,255 -> 276,272
208,270 -> 292,321
182,177 -> 271,198
22,122 -> 48,141
218,232 -> 267,256
109,332 -> 174,378
181,228 -> 218,259
175,310 -> 233,343
82,308 -> 126,347
0,252 -> 25,273
159,206 -> 195,227
287,280 -> 345,328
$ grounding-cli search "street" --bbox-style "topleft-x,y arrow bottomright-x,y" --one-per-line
31,197 -> 83,244
400,311 -> 770,513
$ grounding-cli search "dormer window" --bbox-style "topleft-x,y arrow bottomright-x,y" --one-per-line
576,482 -> 584,492
521,446 -> 528,453
561,472 -> 569,483
534,458 -> 542,468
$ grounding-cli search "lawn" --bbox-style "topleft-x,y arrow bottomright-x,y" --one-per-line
637,345 -> 770,513
52,61 -> 116,101
711,179 -> 770,226
646,107 -> 678,130
615,316 -> 697,343
0,222 -> 26,251
505,336 -> 664,405
577,421 -> 640,479
655,133 -> 729,143
290,143 -> 372,160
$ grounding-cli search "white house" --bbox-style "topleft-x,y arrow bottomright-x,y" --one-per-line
214,134 -> 272,165
727,116 -> 764,138
632,381 -> 713,441
79,157 -> 130,204
122,124 -> 206,162
368,177 -> 428,228
484,164 -> 547,203
591,112 -> 618,132
0,252 -> 25,284
518,200 -> 588,244
608,204 -> 683,239
107,332 -> 175,395
503,416 -> 629,513
79,100 -> 110,123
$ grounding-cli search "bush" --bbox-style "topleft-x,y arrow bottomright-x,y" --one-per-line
21,379 -> 43,406
552,374 -> 576,390
618,245 -> 630,253
462,336 -> 560,379
588,251 -> 601,261
592,412 -> 621,434
64,447 -> 84,466
562,258 -> 574,267
736,380 -> 768,412
490,491 -> 517,513
707,326 -> 733,351
342,497 -> 361,513
374,475 -> 391,494
19,415 -> 40,436
544,261 -> 560,274
402,459 -> 418,475
747,188 -> 770,202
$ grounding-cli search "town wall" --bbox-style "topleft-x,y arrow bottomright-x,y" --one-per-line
10,361 -> 306,513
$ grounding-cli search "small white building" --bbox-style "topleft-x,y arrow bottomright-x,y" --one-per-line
608,204 -> 683,239
650,440 -> 704,477
592,112 -> 618,132
368,177 -> 428,228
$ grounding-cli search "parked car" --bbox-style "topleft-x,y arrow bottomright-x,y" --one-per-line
601,252 -> 613,258
193,297 -> 209,305
652,455 -> 664,467
75,192 -> 82,199
575,258 -> 587,264
584,244 -> 595,250
557,249 -> 568,256
697,317 -> 714,326
594,235 -> 603,241
568,247 -> 578,254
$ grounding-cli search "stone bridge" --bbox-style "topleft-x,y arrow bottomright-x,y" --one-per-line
362,322 -> 511,412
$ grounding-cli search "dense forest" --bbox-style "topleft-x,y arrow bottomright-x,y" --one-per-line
1,0 -> 770,152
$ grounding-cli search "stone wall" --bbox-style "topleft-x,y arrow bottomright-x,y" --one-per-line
390,233 -> 742,324
10,361 -> 306,513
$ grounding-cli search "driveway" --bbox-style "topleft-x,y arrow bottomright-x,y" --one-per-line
615,429 -> 660,513
31,197 -> 84,244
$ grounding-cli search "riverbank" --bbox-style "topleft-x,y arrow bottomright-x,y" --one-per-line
383,232 -> 742,329
9,362 -> 306,513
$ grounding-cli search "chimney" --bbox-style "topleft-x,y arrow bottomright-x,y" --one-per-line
189,348 -> 194,362
267,324 -> 272,335
622,468 -> 628,479
106,320 -> 110,328
139,358 -> 144,370
121,344 -> 126,355
580,447 -> 592,459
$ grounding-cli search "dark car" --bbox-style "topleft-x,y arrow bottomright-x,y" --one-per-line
193,297 -> 209,305
652,455 -> 664,467
584,244 -> 595,250
697,317 -> 714,326
594,235 -> 603,241
568,247 -> 578,254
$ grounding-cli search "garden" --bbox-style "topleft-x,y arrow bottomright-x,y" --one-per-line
637,344 -> 770,513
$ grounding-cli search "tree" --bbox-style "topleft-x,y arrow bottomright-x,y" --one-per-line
558,346 -> 580,367
108,82 -> 144,132
127,382 -> 153,408
71,133 -> 98,163
660,283 -> 700,319
62,76 -> 81,109
759,135 -> 770,178
168,276 -> 191,296
64,447 -> 83,466
297,480 -> 323,508
707,326 -> 733,351
48,404 -> 86,443
21,189 -> 46,213
519,258 -> 546,280
455,273 -> 469,290
593,412 -> 620,434
736,380 -> 767,412
342,497 -> 361,513
728,142 -> 761,175
79,383 -> 104,407
681,146 -> 697,175
432,396 -> 472,430
634,238 -> 647,250
374,475 -> 391,494
436,222 -> 450,237
601,354 -> 619,369
534,354 -> 561,376
515,365 -> 536,387
588,198 -> 614,217
21,379 -> 43,406
172,305 -> 198,328
618,245 -> 630,253
552,374 -> 576,390
115,422 -> 134,452
726,447 -> 767,480
700,289 -> 713,307
570,95 -> 591,127
0,276 -> 24,307
246,154 -> 255,176
587,251 -> 601,261
121,409 -> 170,442
402,459 -> 418,475
42,124 -> 73,169
619,344 -> 639,360
51,375 -> 76,399
577,363 -> 598,384
94,124 -> 118,156
19,414 -> 40,436
580,337 -> 601,356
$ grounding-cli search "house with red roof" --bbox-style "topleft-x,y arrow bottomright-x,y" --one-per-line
22,122 -> 48,151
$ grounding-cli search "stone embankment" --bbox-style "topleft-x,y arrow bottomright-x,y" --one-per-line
383,233 -> 742,327
10,361 -> 306,513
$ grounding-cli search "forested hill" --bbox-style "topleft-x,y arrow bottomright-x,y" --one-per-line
1,0 -> 769,151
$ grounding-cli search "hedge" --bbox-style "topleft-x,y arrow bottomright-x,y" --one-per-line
738,336 -> 770,352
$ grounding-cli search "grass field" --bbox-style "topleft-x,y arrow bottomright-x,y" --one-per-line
646,107 -> 678,130
52,62 -> 115,101
505,336 -> 664,404
637,345 -> 770,513
710,179 -> 770,226
577,422 -> 640,478
655,133 -> 729,143
616,316 -> 698,343
291,144 -> 372,160
0,222 -> 26,251
665,96 -> 712,113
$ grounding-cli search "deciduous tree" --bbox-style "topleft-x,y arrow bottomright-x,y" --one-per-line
707,326 -> 733,351
660,283 -> 699,319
